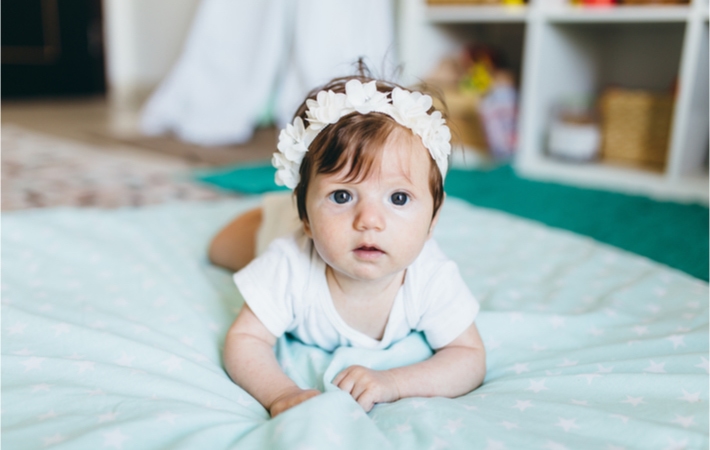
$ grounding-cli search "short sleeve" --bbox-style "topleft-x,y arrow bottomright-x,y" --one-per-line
232,236 -> 304,338
415,260 -> 480,350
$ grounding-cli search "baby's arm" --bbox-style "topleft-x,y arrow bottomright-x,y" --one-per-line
208,207 -> 262,272
333,322 -> 486,412
223,304 -> 320,417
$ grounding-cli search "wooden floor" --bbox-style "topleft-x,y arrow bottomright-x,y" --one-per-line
1,96 -> 277,168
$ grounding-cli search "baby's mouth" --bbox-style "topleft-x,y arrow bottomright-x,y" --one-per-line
353,245 -> 385,259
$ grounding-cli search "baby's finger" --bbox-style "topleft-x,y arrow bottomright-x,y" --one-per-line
356,390 -> 375,412
332,366 -> 356,386
351,380 -> 368,400
335,372 -> 356,394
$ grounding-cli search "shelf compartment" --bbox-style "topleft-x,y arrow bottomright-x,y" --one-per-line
524,21 -> 685,136
517,21 -> 688,194
426,22 -> 528,85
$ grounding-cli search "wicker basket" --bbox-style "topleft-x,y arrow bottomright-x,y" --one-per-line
600,88 -> 674,169
434,88 -> 489,152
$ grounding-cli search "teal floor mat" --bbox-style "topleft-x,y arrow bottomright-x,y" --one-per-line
195,162 -> 709,281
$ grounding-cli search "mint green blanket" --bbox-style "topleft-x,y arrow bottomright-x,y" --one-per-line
2,198 -> 708,449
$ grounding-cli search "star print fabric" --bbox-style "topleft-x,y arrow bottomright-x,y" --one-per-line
2,197 -> 707,449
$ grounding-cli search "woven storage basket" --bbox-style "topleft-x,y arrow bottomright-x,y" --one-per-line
434,88 -> 489,152
600,88 -> 674,169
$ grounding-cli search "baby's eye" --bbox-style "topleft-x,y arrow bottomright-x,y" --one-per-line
390,192 -> 409,206
329,190 -> 352,204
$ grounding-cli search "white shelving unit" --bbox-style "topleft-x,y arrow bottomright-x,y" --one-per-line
400,0 -> 709,203
426,5 -> 529,22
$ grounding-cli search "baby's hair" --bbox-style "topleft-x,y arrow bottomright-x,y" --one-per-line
292,61 -> 447,224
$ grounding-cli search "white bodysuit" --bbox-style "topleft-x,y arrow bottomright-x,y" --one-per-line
234,230 -> 480,352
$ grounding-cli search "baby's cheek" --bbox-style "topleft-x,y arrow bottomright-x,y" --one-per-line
391,207 -> 433,236
311,234 -> 343,266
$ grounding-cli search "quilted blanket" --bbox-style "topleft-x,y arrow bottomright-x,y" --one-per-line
2,197 -> 707,449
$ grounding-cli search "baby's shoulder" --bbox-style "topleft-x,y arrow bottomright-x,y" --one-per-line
263,230 -> 311,259
235,231 -> 313,299
242,231 -> 314,281
405,239 -> 474,316
412,238 -> 452,272
408,238 -> 466,293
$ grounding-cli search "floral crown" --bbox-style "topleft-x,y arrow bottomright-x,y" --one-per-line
272,79 -> 452,189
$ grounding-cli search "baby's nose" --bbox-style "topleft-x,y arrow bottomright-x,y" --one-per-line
354,200 -> 384,231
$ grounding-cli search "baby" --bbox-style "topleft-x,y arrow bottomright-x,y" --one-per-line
210,73 -> 486,417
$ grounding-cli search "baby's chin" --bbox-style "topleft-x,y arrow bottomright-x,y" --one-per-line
326,262 -> 407,285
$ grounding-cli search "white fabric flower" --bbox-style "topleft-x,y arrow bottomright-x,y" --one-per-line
390,88 -> 433,126
277,117 -> 309,164
305,90 -> 349,131
345,80 -> 389,114
420,113 -> 451,157
419,112 -> 451,175
272,152 -> 301,189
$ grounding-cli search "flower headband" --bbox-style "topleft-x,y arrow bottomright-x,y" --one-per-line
272,79 -> 452,189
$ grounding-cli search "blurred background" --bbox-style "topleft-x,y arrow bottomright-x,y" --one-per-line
1,0 -> 708,200
2,0 -> 708,278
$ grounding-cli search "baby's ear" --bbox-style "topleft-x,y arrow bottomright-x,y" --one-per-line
302,218 -> 313,238
428,193 -> 445,237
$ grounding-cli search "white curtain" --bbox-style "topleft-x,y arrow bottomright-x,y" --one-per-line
140,0 -> 397,146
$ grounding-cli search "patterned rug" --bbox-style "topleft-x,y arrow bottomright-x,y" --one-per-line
1,125 -> 233,210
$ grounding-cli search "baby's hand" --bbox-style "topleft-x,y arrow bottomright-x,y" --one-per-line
333,365 -> 400,412
269,387 -> 320,417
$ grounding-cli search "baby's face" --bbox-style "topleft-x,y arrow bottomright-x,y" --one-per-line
303,128 -> 439,285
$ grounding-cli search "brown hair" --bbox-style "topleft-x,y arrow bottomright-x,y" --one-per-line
291,73 -> 447,223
